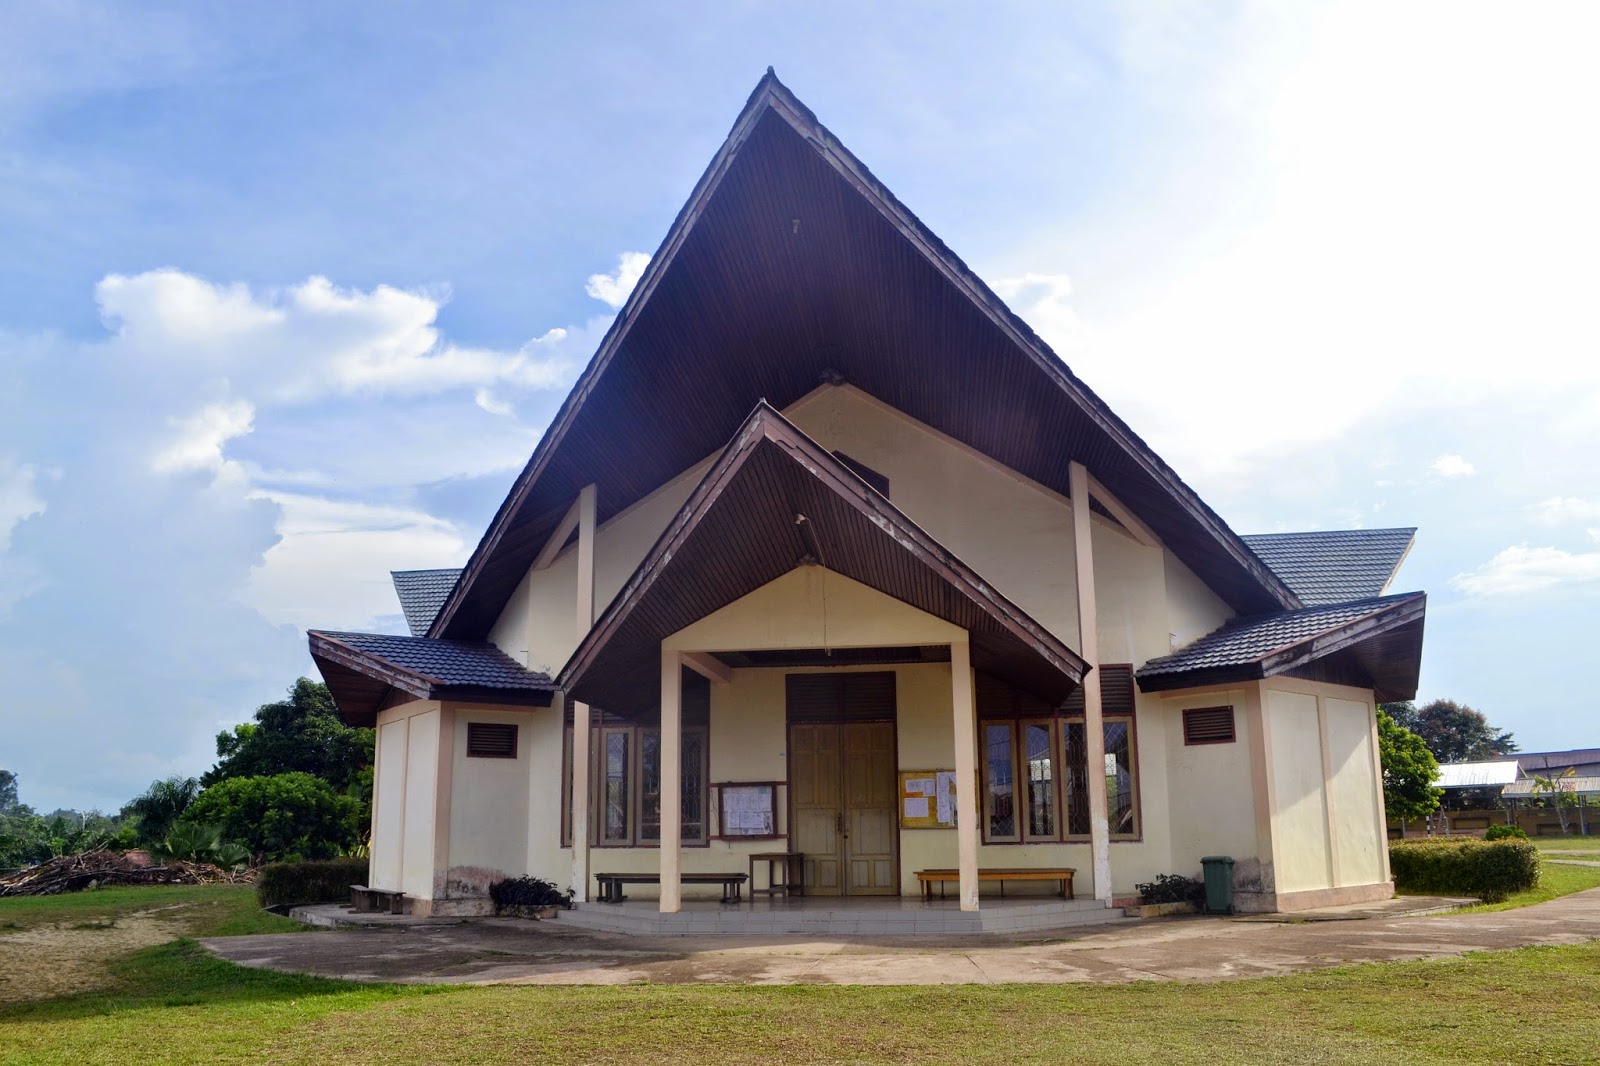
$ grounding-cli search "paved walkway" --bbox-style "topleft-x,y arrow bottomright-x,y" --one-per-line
202,887 -> 1600,987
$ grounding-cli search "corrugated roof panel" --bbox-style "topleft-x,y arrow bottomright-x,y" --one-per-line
1436,760 -> 1521,788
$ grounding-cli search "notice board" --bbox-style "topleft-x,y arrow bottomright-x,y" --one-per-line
715,782 -> 780,839
898,769 -> 958,829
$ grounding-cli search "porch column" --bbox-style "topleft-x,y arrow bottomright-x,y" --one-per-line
1069,461 -> 1114,904
568,483 -> 598,902
950,639 -> 981,912
659,648 -> 683,913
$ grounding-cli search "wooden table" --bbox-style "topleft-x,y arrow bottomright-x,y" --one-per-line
749,851 -> 805,897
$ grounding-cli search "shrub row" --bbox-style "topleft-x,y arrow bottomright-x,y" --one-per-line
1484,824 -> 1528,841
256,857 -> 370,908
1389,838 -> 1540,902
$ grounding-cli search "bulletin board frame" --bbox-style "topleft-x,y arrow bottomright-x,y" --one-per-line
712,781 -> 783,841
898,769 -> 958,829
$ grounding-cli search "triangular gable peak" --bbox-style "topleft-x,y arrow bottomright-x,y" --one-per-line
558,403 -> 1087,713
433,70 -> 1299,640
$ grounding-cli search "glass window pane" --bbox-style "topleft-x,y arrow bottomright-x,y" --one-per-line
681,731 -> 705,842
1104,719 -> 1136,836
1063,720 -> 1090,836
603,731 -> 630,843
984,723 -> 1016,839
639,730 -> 662,842
1024,722 -> 1055,839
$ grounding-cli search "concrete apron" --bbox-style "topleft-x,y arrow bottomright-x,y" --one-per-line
201,888 -> 1600,987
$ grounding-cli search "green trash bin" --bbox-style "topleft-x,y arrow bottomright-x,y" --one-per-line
1200,856 -> 1234,914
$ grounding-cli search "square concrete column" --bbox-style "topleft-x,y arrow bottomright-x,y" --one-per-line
659,648 -> 683,913
568,696 -> 592,900
1069,461 -> 1113,903
950,639 -> 981,912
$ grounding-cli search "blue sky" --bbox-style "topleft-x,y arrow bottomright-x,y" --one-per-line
3,2 -> 1597,812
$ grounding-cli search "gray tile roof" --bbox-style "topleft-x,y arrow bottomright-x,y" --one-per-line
1241,528 -> 1415,606
1137,593 -> 1423,680
391,568 -> 463,636
311,630 -> 553,693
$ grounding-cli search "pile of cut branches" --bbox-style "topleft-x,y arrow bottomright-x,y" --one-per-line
0,850 -> 253,897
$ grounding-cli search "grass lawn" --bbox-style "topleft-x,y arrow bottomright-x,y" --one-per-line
3,885 -> 1600,1065
1532,834 -> 1600,852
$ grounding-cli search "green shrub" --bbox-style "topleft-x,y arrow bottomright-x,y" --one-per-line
183,772 -> 360,862
1134,873 -> 1205,905
489,876 -> 572,912
256,857 -> 370,908
1484,824 -> 1528,841
1389,838 -> 1540,902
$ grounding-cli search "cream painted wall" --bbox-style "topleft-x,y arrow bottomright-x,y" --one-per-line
1159,690 -> 1261,877
1163,549 -> 1235,652
1324,697 -> 1384,887
1267,689 -> 1332,893
664,566 -> 963,653
445,706 -> 534,893
371,718 -> 408,890
399,705 -> 442,899
525,699 -> 567,885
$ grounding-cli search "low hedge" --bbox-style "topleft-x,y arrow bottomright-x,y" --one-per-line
1484,824 -> 1528,841
256,857 -> 370,908
1389,838 -> 1540,902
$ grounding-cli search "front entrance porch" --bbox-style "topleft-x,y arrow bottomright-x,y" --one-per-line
559,893 -> 1122,936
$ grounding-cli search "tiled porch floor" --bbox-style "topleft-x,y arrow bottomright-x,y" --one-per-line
559,894 -> 1124,935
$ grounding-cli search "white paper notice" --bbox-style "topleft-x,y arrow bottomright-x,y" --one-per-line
905,777 -> 935,796
903,796 -> 930,820
723,786 -> 774,834
935,770 -> 957,825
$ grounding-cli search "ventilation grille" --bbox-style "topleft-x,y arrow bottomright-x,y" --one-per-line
1183,706 -> 1236,745
467,722 -> 518,758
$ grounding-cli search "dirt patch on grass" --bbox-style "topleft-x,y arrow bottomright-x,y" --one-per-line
0,906 -> 189,1004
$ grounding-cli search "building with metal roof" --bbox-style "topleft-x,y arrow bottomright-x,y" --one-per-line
309,71 -> 1427,927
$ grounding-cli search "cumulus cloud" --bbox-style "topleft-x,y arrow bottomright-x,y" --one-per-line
584,251 -> 650,309
0,458 -> 47,551
1533,496 -> 1600,525
151,400 -> 255,477
1450,545 -> 1600,598
243,492 -> 467,630
1429,454 -> 1477,479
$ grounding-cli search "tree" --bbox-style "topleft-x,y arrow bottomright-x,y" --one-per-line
204,679 -> 373,794
121,776 -> 201,846
1379,699 -> 1516,764
181,772 -> 360,862
1529,765 -> 1581,835
1377,709 -> 1443,832
0,769 -> 19,814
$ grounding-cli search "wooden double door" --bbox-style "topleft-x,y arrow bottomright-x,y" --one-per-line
787,673 -> 899,896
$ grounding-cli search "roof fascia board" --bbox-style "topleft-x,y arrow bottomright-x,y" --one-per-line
429,76 -> 787,639
309,636 -> 436,702
755,81 -> 1298,612
1256,596 -> 1426,677
557,403 -> 1087,692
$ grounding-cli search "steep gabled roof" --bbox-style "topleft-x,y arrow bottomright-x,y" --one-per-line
391,568 -> 463,636
430,70 -> 1299,643
1136,592 -> 1426,702
1241,528 -> 1415,606
309,630 -> 554,727
557,402 -> 1088,713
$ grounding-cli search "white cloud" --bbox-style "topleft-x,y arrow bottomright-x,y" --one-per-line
96,271 -> 579,404
151,400 -> 255,477
0,457 -> 47,552
1450,544 -> 1600,598
584,251 -> 650,310
1534,496 -> 1600,525
1429,454 -> 1477,479
243,492 -> 466,630
474,388 -> 514,416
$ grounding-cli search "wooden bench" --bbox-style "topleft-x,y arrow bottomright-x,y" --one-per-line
594,872 -> 749,904
350,885 -> 406,914
915,868 -> 1075,901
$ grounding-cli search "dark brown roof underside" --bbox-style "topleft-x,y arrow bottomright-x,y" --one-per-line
431,73 -> 1296,643
557,404 -> 1088,714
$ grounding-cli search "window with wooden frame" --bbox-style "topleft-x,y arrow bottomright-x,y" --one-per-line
1183,706 -> 1236,745
560,671 -> 712,848
977,666 -> 1142,843
466,722 -> 518,759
